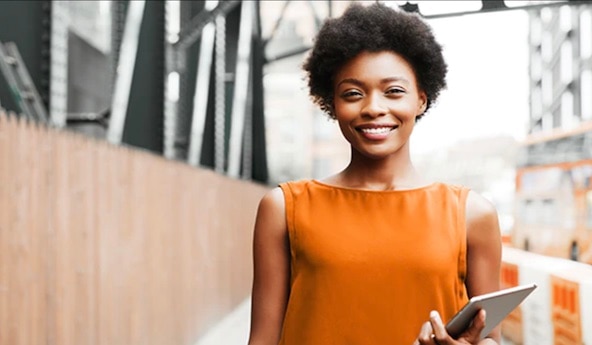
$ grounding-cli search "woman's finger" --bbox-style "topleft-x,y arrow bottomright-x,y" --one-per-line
416,321 -> 436,344
429,310 -> 451,344
460,309 -> 487,342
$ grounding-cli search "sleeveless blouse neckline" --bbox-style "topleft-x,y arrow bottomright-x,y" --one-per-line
311,179 -> 440,193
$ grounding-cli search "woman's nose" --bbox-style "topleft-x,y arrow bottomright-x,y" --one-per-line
361,93 -> 387,117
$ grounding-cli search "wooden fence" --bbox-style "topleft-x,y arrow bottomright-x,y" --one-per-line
0,110 -> 268,345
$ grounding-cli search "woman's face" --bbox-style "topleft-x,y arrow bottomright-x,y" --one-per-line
332,50 -> 427,160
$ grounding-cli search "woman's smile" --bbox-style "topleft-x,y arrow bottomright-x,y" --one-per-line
356,123 -> 399,140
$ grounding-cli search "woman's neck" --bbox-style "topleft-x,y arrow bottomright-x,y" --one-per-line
326,147 -> 429,191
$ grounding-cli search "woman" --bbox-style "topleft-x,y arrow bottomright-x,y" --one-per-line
248,3 -> 501,345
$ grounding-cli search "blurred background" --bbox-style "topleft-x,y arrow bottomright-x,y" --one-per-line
1,1 -> 592,344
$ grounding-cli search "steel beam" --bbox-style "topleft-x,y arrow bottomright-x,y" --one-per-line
250,0 -> 268,182
107,0 -> 145,144
49,0 -> 69,127
173,1 -> 206,160
228,1 -> 254,177
173,0 -> 240,52
188,0 -> 217,166
214,14 -> 226,173
399,1 -> 587,19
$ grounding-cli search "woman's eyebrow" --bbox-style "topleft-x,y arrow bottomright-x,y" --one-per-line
336,78 -> 364,88
336,76 -> 410,88
381,76 -> 410,85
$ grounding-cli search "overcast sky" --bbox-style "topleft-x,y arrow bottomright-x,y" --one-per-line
410,9 -> 530,154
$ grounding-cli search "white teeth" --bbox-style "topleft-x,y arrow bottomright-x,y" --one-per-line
360,127 -> 393,134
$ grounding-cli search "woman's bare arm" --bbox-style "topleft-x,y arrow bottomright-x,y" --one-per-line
465,190 -> 502,344
248,187 -> 291,345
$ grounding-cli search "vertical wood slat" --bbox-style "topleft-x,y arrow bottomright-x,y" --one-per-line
0,109 -> 268,345
0,113 -> 5,345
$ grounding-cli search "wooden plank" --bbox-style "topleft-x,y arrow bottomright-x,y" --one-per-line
0,110 -> 269,344
29,119 -> 48,345
0,111 -> 11,344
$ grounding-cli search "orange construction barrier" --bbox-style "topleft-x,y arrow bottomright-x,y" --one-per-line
551,275 -> 582,345
501,262 -> 523,343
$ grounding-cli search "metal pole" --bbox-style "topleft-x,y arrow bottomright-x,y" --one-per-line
241,66 -> 254,180
214,14 -> 226,173
163,0 -> 178,159
107,0 -> 145,144
49,0 -> 69,127
228,1 -> 254,177
188,0 -> 218,166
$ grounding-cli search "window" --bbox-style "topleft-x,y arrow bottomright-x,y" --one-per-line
541,7 -> 553,24
581,10 -> 592,58
559,5 -> 572,32
541,31 -> 553,62
542,70 -> 553,106
532,85 -> 543,117
530,15 -> 543,45
531,52 -> 543,80
560,91 -> 574,129
581,69 -> 592,119
542,111 -> 553,131
560,41 -> 573,84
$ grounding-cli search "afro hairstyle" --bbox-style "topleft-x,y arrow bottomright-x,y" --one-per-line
302,2 -> 447,120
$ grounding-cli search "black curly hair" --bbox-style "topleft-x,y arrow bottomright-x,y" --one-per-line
303,2 -> 447,120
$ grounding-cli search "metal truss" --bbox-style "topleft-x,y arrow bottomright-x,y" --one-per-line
1,0 -> 590,184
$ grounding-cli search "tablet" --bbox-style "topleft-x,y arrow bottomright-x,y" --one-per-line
445,283 -> 537,339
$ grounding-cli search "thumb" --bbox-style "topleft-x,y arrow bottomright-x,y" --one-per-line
460,309 -> 486,342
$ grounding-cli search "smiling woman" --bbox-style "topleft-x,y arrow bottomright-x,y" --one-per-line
248,3 -> 502,345
332,51 -> 426,160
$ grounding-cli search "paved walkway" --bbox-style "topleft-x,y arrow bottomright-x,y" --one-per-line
194,299 -> 251,345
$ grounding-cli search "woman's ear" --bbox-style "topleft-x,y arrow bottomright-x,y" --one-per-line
418,92 -> 427,114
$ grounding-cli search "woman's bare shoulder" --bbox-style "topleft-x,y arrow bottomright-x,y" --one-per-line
259,187 -> 285,209
465,190 -> 499,234
255,187 -> 287,237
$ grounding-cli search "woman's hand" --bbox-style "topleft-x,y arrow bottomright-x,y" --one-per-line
413,310 -> 495,345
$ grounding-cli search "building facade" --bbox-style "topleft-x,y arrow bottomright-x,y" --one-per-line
512,3 -> 592,262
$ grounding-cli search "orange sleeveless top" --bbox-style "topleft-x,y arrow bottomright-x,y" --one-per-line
277,180 -> 470,345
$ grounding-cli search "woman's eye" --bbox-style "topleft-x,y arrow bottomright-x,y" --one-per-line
386,88 -> 405,95
342,90 -> 362,98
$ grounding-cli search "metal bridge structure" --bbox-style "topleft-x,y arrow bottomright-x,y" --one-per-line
0,0 -> 586,184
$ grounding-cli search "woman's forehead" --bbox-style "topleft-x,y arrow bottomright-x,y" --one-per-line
335,51 -> 418,85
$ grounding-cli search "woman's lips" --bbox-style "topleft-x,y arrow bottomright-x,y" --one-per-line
356,125 -> 398,140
